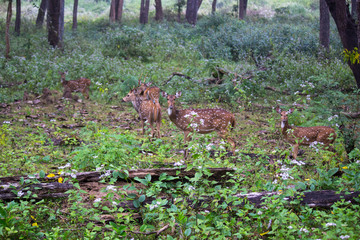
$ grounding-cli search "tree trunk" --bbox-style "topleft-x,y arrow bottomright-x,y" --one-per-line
325,0 -> 360,88
5,0 -> 12,59
36,0 -> 48,27
15,0 -> 21,36
154,0 -> 163,21
59,0 -> 65,47
72,0 -> 78,30
47,0 -> 60,47
116,0 -> 124,22
109,0 -> 116,23
319,0 -> 330,49
352,0 -> 357,18
239,0 -> 248,20
212,0 -> 217,14
197,0 -> 202,11
186,0 -> 198,25
140,0 -> 150,24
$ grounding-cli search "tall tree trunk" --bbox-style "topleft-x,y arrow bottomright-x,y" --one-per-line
140,0 -> 150,24
73,0 -> 78,30
36,0 -> 48,27
154,0 -> 163,21
186,0 -> 198,25
47,0 -> 60,47
197,0 -> 202,11
59,0 -> 65,47
5,0 -> 12,59
352,0 -> 357,18
239,0 -> 248,20
325,0 -> 360,88
15,0 -> 21,36
110,0 -> 116,23
212,0 -> 217,14
319,0 -> 330,49
116,0 -> 124,22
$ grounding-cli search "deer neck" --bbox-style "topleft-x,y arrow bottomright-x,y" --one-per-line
132,96 -> 142,113
281,120 -> 293,139
167,105 -> 179,123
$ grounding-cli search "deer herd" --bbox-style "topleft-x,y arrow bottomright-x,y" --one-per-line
59,72 -> 337,160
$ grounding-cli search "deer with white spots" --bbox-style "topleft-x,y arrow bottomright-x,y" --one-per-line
59,71 -> 91,99
136,79 -> 160,103
123,88 -> 161,138
276,107 -> 336,160
162,91 -> 236,158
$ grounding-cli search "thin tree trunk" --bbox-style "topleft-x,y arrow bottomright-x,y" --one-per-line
140,0 -> 150,24
59,0 -> 64,46
154,0 -> 163,21
186,0 -> 198,25
239,0 -> 248,19
319,0 -> 330,49
116,0 -> 124,22
5,0 -> 12,59
15,0 -> 21,36
72,0 -> 78,30
47,0 -> 60,47
36,0 -> 48,27
110,0 -> 116,23
325,0 -> 360,88
212,0 -> 217,14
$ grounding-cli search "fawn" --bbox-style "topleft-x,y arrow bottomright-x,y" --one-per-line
123,88 -> 161,138
162,91 -> 236,158
276,107 -> 336,160
59,71 -> 91,99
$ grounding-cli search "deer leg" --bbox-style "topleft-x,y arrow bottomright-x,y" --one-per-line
184,131 -> 191,159
218,130 -> 236,154
292,144 -> 299,160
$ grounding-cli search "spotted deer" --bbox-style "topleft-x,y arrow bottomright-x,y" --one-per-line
276,107 -> 336,160
59,71 -> 91,99
137,79 -> 160,103
123,88 -> 161,138
162,91 -> 236,158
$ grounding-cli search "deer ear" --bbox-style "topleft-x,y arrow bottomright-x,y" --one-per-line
276,106 -> 282,114
175,91 -> 182,98
161,92 -> 167,98
287,108 -> 294,114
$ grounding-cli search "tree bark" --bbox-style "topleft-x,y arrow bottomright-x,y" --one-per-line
5,0 -> 12,59
154,0 -> 163,21
47,0 -> 60,47
110,0 -> 116,23
59,0 -> 65,47
15,0 -> 21,36
239,0 -> 248,20
212,0 -> 217,14
72,0 -> 78,30
319,0 -> 330,49
140,0 -> 150,24
116,0 -> 124,22
36,0 -> 48,27
352,0 -> 357,18
186,0 -> 198,25
325,0 -> 360,88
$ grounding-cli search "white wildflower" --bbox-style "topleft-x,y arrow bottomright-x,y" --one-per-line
340,235 -> 350,239
106,185 -> 117,191
99,170 -> 111,179
300,228 -> 309,233
17,191 -> 25,197
325,222 -> 336,227
288,226 -> 293,229
58,163 -> 71,169
94,198 -> 102,203
174,160 -> 185,166
188,185 -> 195,191
3,121 -> 11,124
257,211 -> 263,215
290,160 -> 306,166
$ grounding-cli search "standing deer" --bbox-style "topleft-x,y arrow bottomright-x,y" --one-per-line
162,91 -> 236,158
59,71 -> 91,99
276,107 -> 336,160
123,88 -> 161,138
137,79 -> 160,103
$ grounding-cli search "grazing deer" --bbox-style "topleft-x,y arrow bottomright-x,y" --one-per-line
59,71 -> 91,99
276,107 -> 336,160
123,88 -> 161,138
162,91 -> 236,158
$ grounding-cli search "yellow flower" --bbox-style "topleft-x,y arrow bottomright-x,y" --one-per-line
58,177 -> 63,183
342,166 -> 348,170
305,179 -> 310,181
31,215 -> 36,220
32,222 -> 38,227
260,230 -> 269,236
47,173 -> 55,178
